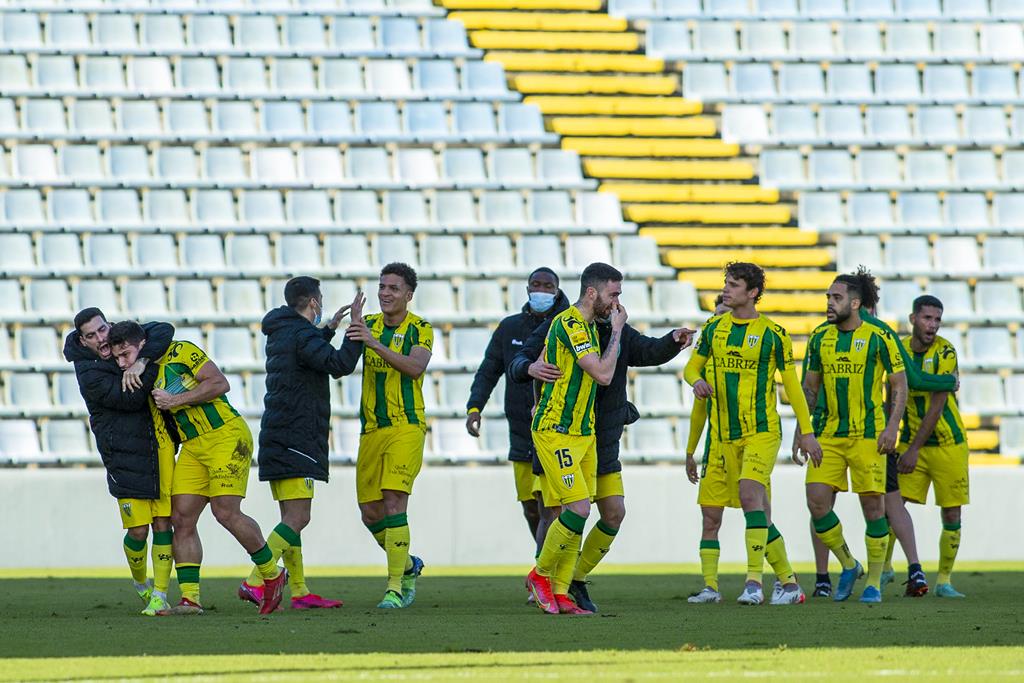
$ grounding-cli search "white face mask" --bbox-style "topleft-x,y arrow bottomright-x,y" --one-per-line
529,291 -> 556,313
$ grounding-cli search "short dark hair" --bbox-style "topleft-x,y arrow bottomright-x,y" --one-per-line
381,262 -> 418,291
74,307 -> 106,333
580,262 -> 623,294
529,266 -> 559,285
912,294 -> 944,315
107,320 -> 146,348
834,266 -> 880,311
724,262 -> 766,303
284,276 -> 321,309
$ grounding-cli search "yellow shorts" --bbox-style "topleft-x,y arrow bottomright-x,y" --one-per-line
595,471 -> 624,500
171,418 -> 253,498
356,424 -> 425,504
118,442 -> 176,529
512,461 -> 535,502
532,431 -> 597,506
697,439 -> 740,509
897,443 -> 970,508
806,436 -> 885,495
270,477 -> 316,501
720,432 -> 780,489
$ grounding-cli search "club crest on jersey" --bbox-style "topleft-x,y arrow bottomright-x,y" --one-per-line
304,478 -> 314,490
854,339 -> 867,351
562,473 -> 575,488
747,334 -> 760,348
121,502 -> 132,516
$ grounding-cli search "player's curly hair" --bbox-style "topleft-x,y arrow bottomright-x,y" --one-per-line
834,266 -> 880,311
381,262 -> 418,291
724,261 -> 766,303
108,320 -> 146,347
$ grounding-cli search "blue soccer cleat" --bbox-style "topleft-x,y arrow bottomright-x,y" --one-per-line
834,560 -> 864,602
859,585 -> 882,604
400,555 -> 424,608
880,568 -> 895,588
935,583 -> 966,599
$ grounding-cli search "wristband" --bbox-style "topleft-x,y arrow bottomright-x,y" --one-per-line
467,407 -> 480,415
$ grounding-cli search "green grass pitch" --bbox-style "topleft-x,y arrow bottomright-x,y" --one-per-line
2,564 -> 1022,681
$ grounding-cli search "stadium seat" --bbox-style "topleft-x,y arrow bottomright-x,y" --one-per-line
975,282 -> 1022,323
469,235 -> 515,274
43,418 -> 92,461
982,237 -> 1024,276
124,280 -> 170,318
8,373 -> 53,413
74,280 -> 121,318
0,419 -> 43,464
624,418 -> 678,459
928,281 -> 973,322
959,373 -> 1006,413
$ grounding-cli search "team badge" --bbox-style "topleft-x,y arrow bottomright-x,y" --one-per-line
747,334 -> 760,348
121,502 -> 132,516
854,339 -> 866,351
562,473 -> 575,488
304,478 -> 314,491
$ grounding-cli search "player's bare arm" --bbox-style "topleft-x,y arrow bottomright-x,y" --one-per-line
122,358 -> 148,392
878,371 -> 908,454
348,322 -> 431,380
796,370 -> 823,466
897,389 -> 947,474
781,365 -> 823,464
576,303 -> 627,386
151,361 -> 230,410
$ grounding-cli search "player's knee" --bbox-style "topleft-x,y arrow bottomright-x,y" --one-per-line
126,526 -> 148,542
941,507 -> 961,525
601,502 -> 625,528
283,509 -> 311,531
701,510 -> 722,534
211,503 -> 240,528
171,510 -> 196,531
522,501 -> 541,522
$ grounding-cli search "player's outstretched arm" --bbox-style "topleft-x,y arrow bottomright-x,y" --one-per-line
684,398 -> 707,484
862,310 -> 956,393
781,365 -> 821,463
796,369 -> 823,466
466,325 -> 505,433
626,325 -> 693,368
878,370 -> 908,454
152,360 -> 229,410
683,352 -> 711,398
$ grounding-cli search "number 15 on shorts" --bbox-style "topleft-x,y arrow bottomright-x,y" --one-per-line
555,448 -> 573,469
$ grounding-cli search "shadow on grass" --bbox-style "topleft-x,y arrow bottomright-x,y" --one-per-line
3,572 -> 1023,658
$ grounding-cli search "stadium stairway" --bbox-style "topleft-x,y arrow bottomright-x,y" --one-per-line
434,0 -> 1005,461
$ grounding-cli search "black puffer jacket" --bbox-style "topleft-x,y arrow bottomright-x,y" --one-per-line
466,290 -> 570,461
63,322 -> 175,499
509,320 -> 682,474
258,306 -> 362,482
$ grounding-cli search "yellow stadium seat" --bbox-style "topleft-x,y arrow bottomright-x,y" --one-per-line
563,137 -> 739,158
630,205 -> 793,226
514,74 -> 678,95
664,248 -> 833,269
601,183 -> 778,203
450,11 -> 627,31
471,30 -> 639,51
640,226 -> 809,245
967,430 -> 999,451
524,96 -> 702,116
969,454 -> 1020,465
584,159 -> 754,180
961,413 -> 981,430
792,339 -> 807,360
698,293 -> 822,314
768,316 -> 828,336
679,269 -> 836,291
443,0 -> 603,9
551,117 -> 716,137
486,53 -> 664,73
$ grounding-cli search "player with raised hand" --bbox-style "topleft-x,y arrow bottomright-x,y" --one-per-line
684,263 -> 819,606
797,268 -> 908,604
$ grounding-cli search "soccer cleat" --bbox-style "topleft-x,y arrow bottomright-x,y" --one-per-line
526,592 -> 536,605
880,568 -> 896,588
377,590 -> 404,609
569,580 -> 598,614
158,597 -> 204,616
935,583 -> 966,599
258,568 -> 289,615
770,584 -> 806,606
687,587 -> 722,604
812,582 -> 832,598
904,570 -> 929,597
770,580 -> 783,604
737,582 -> 764,606
291,593 -> 343,609
141,594 -> 170,617
526,568 -> 558,615
834,561 -> 864,602
237,580 -> 263,606
859,585 -> 882,604
134,579 -> 153,603
555,593 -> 593,615
400,555 -> 424,608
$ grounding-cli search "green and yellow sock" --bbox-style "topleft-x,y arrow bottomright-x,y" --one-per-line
123,533 -> 149,585
283,545 -> 309,598
813,511 -> 856,571
384,513 -> 411,595
250,543 -> 281,581
151,530 -> 173,596
883,529 -> 897,573
367,517 -> 413,573
744,510 -> 769,584
248,523 -> 296,587
937,521 -> 961,585
537,510 -> 585,586
573,520 -> 618,582
176,563 -> 201,605
699,540 -> 721,592
765,525 -> 796,586
864,516 -> 891,590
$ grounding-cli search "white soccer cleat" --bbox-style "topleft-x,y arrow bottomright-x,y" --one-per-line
737,582 -> 764,606
770,583 -> 807,605
770,580 -> 784,603
687,587 -> 722,604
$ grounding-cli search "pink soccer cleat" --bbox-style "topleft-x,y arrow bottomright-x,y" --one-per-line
238,580 -> 263,606
258,568 -> 289,615
291,593 -> 343,609
526,568 -> 558,615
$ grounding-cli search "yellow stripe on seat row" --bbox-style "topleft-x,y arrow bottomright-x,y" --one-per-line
679,269 -> 837,291
967,430 -> 1000,451
640,226 -> 808,247
630,205 -> 793,225
514,74 -> 678,95
524,96 -> 702,115
600,182 -> 778,203
470,30 -> 639,51
552,117 -> 716,136
564,137 -> 739,158
442,0 -> 603,9
663,248 -> 833,269
451,11 -> 628,31
486,52 -> 663,73
763,315 -> 830,336
584,158 -> 754,180
700,292 -> 824,314
970,454 -> 1020,465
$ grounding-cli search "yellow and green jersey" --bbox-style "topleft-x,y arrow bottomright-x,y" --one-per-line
359,311 -> 433,434
689,312 -> 796,443
805,320 -> 905,439
899,335 -> 966,447
532,305 -> 600,437
155,340 -> 240,441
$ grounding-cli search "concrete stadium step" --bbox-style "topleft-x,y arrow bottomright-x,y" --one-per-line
486,52 -> 663,73
583,158 -> 754,180
441,0 -> 603,10
470,30 -> 639,51
513,74 -> 678,94
563,137 -> 739,158
450,11 -> 627,30
663,247 -> 832,269
551,116 -> 716,136
678,269 -> 836,291
524,96 -> 701,115
603,183 -> 778,202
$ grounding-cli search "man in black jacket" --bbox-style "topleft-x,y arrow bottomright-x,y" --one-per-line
64,307 -> 177,616
239,276 -> 359,610
509,302 -> 694,612
465,267 -> 567,548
